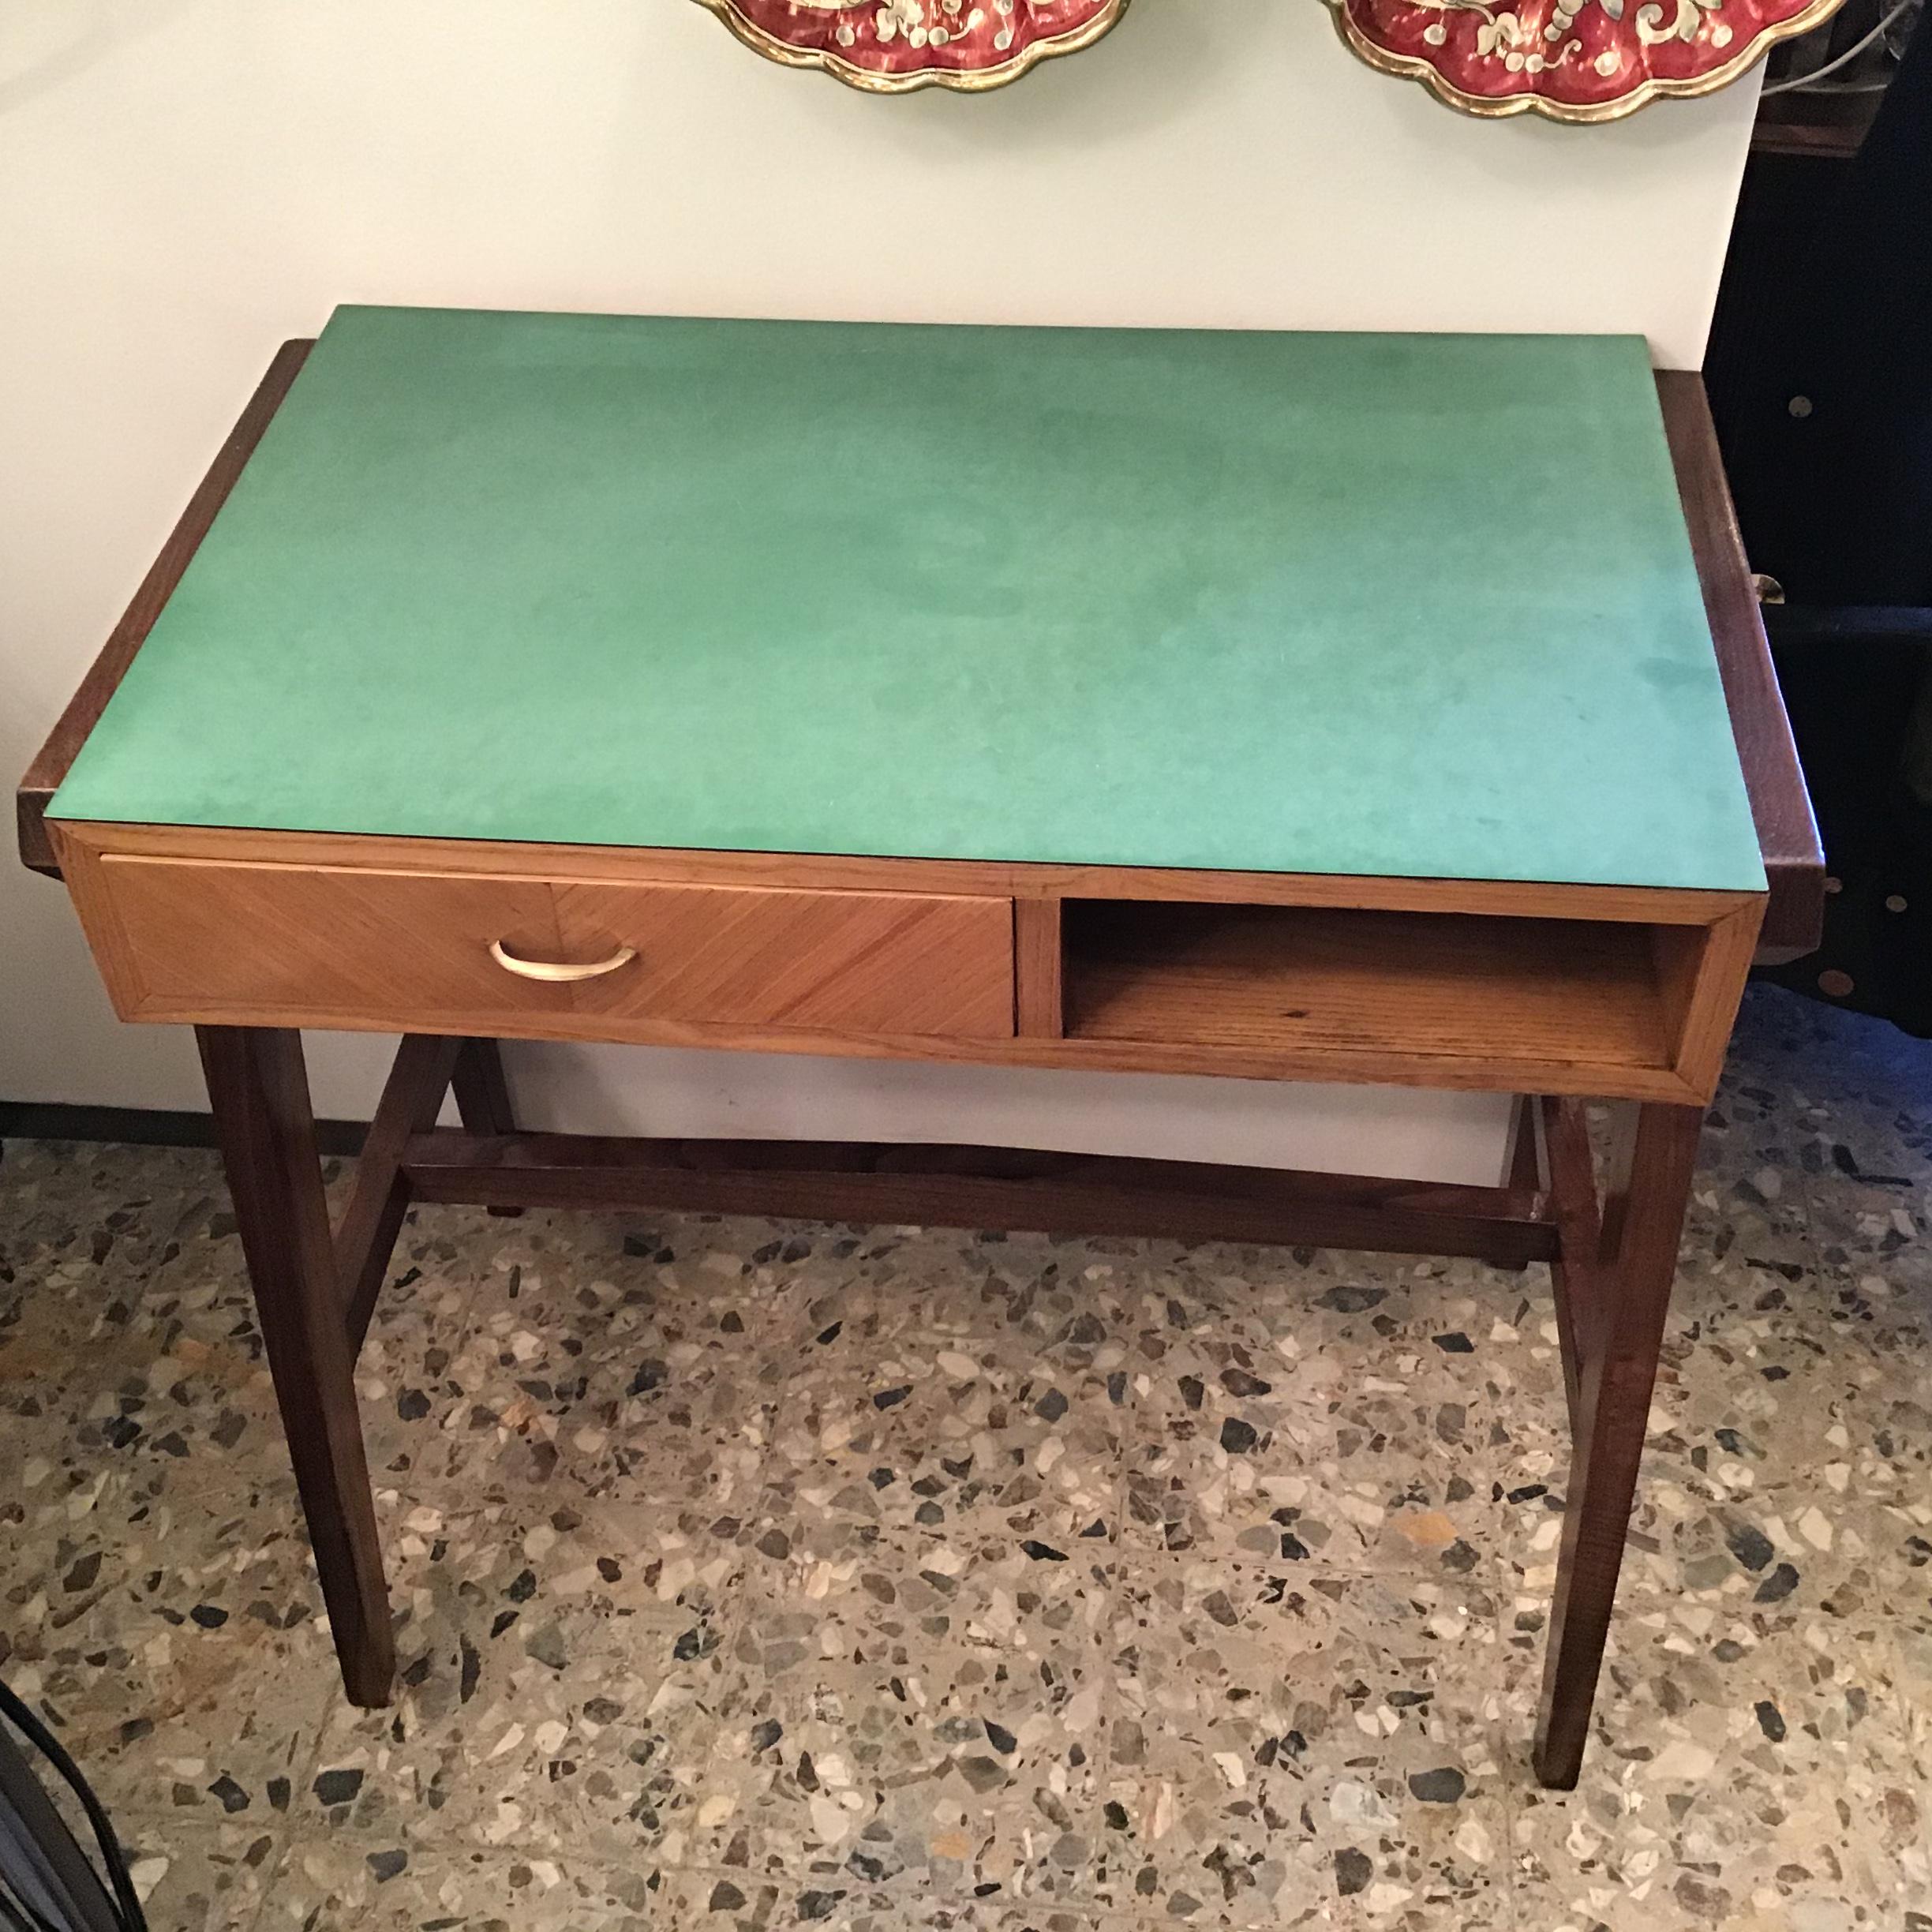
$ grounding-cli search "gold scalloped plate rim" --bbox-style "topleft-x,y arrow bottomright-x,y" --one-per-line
687,0 -> 1132,92
1325,0 -> 1845,121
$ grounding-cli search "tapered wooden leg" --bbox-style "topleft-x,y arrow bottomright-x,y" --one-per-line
451,1038 -> 523,1216
1533,1099 -> 1704,1788
197,1025 -> 395,1707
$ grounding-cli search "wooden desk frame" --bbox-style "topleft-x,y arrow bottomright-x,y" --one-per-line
18,343 -> 1823,1792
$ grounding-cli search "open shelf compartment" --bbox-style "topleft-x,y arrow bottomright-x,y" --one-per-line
1061,898 -> 1712,1090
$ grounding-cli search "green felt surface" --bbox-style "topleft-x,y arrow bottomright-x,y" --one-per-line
52,306 -> 1765,892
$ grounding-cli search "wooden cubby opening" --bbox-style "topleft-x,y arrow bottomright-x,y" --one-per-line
1061,899 -> 1707,1082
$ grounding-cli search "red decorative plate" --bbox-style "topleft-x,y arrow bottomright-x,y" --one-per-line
1329,0 -> 1844,118
690,0 -> 1130,92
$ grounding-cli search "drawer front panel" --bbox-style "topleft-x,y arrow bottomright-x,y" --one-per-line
98,858 -> 567,1021
84,856 -> 1016,1042
554,882 -> 1015,1037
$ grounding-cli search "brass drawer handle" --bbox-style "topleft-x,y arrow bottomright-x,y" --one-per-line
489,939 -> 636,983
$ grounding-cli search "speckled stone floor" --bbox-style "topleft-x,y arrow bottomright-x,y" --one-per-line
4,985 -> 1932,1932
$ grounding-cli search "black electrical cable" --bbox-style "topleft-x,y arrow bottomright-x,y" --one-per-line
0,1683 -> 144,1932
0,1780 -> 87,1932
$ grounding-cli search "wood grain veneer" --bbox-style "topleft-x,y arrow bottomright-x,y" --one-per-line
62,846 -> 1017,1043
1067,900 -> 1667,1060
1062,897 -> 1758,1102
1014,897 -> 1064,1039
54,822 -> 1758,1103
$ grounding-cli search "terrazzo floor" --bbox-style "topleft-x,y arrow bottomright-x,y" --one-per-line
4,984 -> 1932,1932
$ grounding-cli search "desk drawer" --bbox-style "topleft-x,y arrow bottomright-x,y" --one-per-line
77,854 -> 1017,1042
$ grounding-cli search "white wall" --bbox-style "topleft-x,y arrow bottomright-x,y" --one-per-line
0,0 -> 1761,1184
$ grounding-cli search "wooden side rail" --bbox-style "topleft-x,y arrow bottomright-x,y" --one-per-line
1655,372 -> 1825,961
394,1126 -> 1559,1266
319,1037 -> 1561,1375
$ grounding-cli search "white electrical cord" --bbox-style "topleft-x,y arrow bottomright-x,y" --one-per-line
1761,0 -> 1916,93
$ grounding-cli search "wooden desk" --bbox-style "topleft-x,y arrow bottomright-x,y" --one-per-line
17,309 -> 1822,1789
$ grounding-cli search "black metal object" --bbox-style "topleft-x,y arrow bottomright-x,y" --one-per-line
1757,608 -> 1932,1031
0,1681 -> 145,1932
1705,8 -> 1932,1024
1707,7 -> 1932,606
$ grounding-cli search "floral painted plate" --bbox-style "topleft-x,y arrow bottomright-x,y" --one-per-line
1328,0 -> 1844,119
688,0 -> 1130,92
